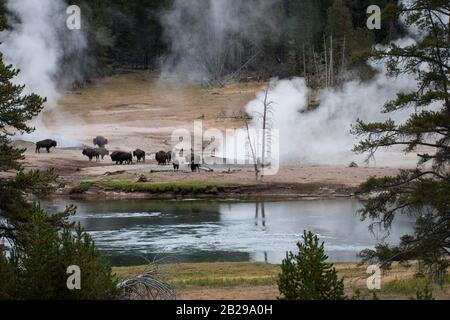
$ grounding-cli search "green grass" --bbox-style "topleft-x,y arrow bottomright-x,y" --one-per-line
71,180 -> 238,194
112,262 -> 450,299
70,181 -> 94,194
113,262 -> 280,290
383,274 -> 450,295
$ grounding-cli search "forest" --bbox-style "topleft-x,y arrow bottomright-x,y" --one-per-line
1,0 -> 402,85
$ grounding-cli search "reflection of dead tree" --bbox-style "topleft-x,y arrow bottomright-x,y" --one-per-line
118,264 -> 176,300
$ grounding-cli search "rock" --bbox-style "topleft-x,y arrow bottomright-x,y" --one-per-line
349,162 -> 358,168
137,174 -> 149,183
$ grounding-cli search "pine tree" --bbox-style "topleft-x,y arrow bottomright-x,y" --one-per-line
277,231 -> 346,300
352,0 -> 450,283
0,26 -> 119,299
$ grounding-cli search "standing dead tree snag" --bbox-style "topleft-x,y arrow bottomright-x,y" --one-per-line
245,84 -> 275,181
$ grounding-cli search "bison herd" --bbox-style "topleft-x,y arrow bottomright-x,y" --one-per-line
35,136 -> 201,172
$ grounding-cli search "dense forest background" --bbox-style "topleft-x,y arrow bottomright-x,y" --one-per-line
0,0 -> 403,86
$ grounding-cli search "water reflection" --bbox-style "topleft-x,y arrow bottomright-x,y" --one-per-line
41,198 -> 415,266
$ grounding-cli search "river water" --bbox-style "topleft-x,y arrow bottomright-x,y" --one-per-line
42,198 -> 415,266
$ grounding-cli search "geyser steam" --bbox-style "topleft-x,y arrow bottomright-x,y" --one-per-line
0,0 -> 87,146
160,0 -> 277,82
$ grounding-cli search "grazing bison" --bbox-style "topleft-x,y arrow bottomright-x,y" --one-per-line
133,149 -> 146,162
93,136 -> 108,148
111,151 -> 133,165
35,139 -> 57,153
155,151 -> 168,165
94,147 -> 109,160
82,148 -> 100,161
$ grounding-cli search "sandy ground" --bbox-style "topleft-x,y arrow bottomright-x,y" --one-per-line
11,72 -> 422,193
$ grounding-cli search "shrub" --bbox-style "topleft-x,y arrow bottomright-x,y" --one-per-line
277,231 -> 346,300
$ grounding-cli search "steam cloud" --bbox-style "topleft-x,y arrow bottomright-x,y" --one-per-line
0,0 -> 87,146
160,0 -> 277,82
244,38 -> 435,166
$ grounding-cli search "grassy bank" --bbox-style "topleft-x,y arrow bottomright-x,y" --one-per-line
112,262 -> 450,300
71,180 -> 239,195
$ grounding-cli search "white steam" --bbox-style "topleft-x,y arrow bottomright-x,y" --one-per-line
243,39 -> 430,166
0,0 -> 87,147
160,0 -> 276,82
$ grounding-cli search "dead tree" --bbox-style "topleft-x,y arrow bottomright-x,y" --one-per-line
118,263 -> 176,300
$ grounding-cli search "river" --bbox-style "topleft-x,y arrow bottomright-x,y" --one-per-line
42,198 -> 415,266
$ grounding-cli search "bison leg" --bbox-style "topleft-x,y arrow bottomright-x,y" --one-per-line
46,147 -> 50,153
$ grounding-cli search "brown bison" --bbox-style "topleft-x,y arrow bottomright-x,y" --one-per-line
35,139 -> 57,153
111,151 -> 132,165
93,136 -> 108,148
94,147 -> 110,160
82,148 -> 100,161
155,151 -> 168,165
133,149 -> 146,162
166,151 -> 175,164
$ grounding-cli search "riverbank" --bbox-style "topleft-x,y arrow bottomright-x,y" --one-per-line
113,262 -> 450,300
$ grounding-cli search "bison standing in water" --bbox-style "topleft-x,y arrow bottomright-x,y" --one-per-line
155,151 -> 168,165
35,139 -> 57,153
82,148 -> 100,161
111,151 -> 133,165
95,147 -> 109,160
133,149 -> 146,162
93,136 -> 108,148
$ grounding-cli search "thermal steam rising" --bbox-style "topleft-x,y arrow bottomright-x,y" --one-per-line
0,0 -> 87,147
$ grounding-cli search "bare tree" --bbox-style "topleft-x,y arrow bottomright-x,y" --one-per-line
118,263 -> 176,300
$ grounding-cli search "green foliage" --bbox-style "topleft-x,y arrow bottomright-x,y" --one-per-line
1,205 -> 120,300
0,24 -> 120,299
277,231 -> 346,300
353,0 -> 450,283
414,285 -> 435,300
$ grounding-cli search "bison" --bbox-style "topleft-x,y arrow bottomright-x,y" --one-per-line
133,149 -> 146,162
35,139 -> 57,153
95,147 -> 110,160
111,151 -> 133,165
155,151 -> 168,165
93,136 -> 109,148
166,151 -> 174,164
82,148 -> 100,161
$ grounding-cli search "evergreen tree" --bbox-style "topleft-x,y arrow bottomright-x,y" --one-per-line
352,0 -> 450,283
277,231 -> 346,300
0,29 -> 119,299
